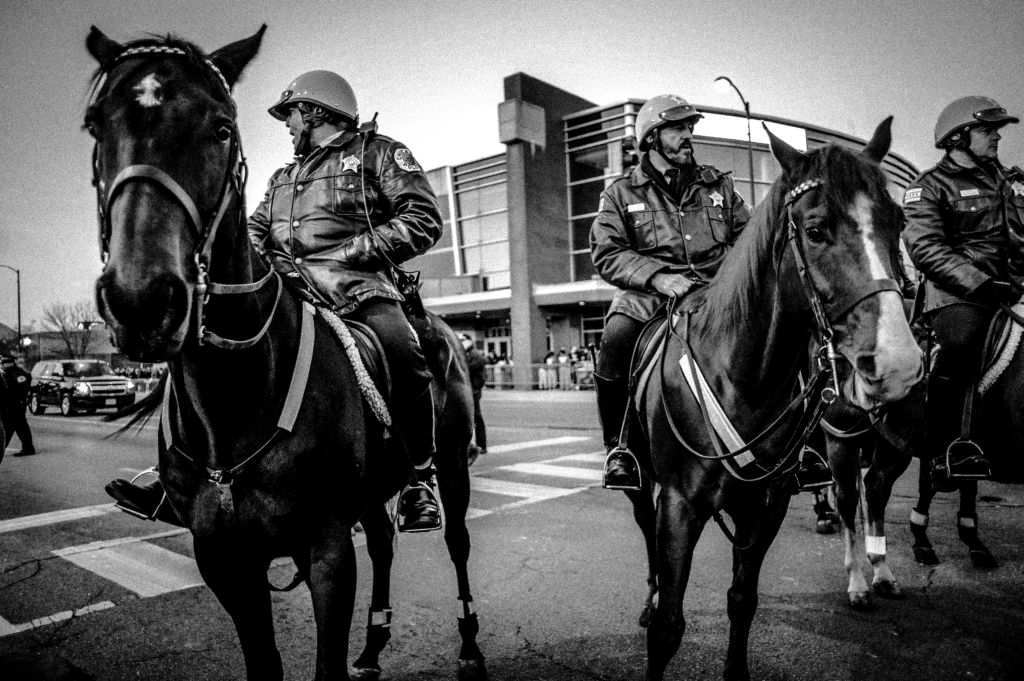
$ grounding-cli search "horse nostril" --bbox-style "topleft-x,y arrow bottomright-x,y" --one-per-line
855,353 -> 877,376
103,271 -> 188,335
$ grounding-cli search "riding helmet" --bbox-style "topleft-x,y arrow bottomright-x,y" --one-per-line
934,95 -> 1018,149
635,95 -> 703,152
268,70 -> 358,124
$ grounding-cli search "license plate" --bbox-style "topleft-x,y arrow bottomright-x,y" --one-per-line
105,398 -> 116,406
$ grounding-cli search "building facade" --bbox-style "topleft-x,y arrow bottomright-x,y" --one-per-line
410,73 -> 919,388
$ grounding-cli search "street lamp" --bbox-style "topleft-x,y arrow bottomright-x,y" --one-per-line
0,263 -> 21,352
714,76 -> 757,205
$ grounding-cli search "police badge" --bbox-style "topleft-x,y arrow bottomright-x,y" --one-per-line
394,148 -> 422,172
341,155 -> 361,172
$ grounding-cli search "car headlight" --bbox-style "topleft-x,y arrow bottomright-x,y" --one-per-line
73,382 -> 91,395
125,381 -> 136,393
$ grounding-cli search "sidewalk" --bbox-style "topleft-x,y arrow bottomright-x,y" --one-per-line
480,388 -> 595,403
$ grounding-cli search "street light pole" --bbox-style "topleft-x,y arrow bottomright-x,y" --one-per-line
714,76 -> 757,205
0,263 -> 21,351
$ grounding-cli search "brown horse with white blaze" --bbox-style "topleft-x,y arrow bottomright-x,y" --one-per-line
626,119 -> 922,681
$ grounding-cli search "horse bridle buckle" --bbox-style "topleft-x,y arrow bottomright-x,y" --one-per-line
209,468 -> 233,485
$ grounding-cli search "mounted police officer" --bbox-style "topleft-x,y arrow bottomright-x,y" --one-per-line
590,95 -> 751,490
903,96 -> 1023,489
107,70 -> 444,533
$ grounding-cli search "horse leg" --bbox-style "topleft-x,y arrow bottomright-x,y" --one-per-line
307,521 -> 358,681
351,506 -> 395,681
625,485 -> 659,628
829,439 -> 873,610
910,459 -> 940,565
956,481 -> 997,569
722,492 -> 789,681
193,539 -> 283,681
863,440 -> 911,599
434,447 -> 486,681
646,484 -> 704,681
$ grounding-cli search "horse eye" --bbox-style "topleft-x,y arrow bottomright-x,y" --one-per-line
214,125 -> 233,143
804,223 -> 826,243
84,119 -> 100,139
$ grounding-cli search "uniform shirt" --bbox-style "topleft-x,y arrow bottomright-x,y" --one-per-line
902,155 -> 1024,314
590,153 -> 750,321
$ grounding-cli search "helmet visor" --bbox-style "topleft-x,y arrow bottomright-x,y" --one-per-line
659,104 -> 703,123
973,107 -> 1019,125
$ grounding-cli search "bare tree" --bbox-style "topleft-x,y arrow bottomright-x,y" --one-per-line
41,301 -> 102,358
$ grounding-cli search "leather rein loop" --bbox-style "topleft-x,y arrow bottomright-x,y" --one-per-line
91,45 -> 277,351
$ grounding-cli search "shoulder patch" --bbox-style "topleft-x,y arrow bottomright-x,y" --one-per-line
598,196 -> 606,212
903,187 -> 923,204
393,147 -> 422,172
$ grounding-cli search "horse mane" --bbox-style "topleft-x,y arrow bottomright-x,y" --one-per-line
697,143 -> 892,342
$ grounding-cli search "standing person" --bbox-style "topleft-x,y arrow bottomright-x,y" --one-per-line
460,334 -> 487,455
106,70 -> 444,532
903,96 -> 1023,487
590,94 -> 751,490
1,355 -> 35,457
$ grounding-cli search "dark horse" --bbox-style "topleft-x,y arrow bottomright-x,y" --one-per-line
625,121 -> 923,681
85,27 -> 484,681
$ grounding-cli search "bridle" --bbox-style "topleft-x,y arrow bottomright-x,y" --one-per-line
91,45 -> 280,350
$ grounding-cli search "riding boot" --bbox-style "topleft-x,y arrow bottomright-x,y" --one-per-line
595,373 -> 641,491
396,390 -> 442,533
927,375 -> 990,489
796,442 -> 833,492
105,475 -> 184,527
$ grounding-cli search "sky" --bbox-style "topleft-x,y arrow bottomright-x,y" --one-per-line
1,0 -> 1022,333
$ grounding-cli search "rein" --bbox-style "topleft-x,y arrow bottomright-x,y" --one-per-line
91,44 -> 278,350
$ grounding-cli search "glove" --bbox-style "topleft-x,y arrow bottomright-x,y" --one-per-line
972,279 -> 1020,306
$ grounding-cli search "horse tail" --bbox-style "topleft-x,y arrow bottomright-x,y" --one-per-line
103,372 -> 166,435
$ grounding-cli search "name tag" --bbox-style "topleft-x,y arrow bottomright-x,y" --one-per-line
627,203 -> 646,212
960,188 -> 980,197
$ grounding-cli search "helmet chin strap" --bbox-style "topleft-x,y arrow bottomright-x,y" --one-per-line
293,104 -> 330,159
653,136 -> 697,169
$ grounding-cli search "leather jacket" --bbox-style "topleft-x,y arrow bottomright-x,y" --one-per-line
902,155 -> 1024,314
590,157 -> 750,321
248,129 -> 442,315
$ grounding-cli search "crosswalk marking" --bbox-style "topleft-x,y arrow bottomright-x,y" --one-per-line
55,541 -> 205,598
0,503 -> 117,534
497,462 -> 603,483
3,436 -> 604,635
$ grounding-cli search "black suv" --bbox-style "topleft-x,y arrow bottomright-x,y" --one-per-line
28,359 -> 136,416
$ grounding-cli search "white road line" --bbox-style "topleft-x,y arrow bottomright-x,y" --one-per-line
0,601 -> 116,637
0,504 -> 118,534
471,477 -> 585,500
55,542 -> 205,598
548,451 -> 605,464
484,435 -> 590,454
498,462 -> 603,483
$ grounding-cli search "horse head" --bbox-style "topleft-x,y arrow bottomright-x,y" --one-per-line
86,26 -> 265,361
768,118 -> 922,409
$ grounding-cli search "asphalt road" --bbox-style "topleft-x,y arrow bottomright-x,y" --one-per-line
1,390 -> 1023,681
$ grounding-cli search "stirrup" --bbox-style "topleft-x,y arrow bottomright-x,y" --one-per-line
602,446 -> 642,491
796,446 -> 833,491
945,439 -> 991,479
113,467 -> 169,521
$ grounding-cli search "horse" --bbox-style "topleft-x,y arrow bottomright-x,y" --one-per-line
85,26 -> 485,681
623,119 -> 923,681
907,305 -> 1024,569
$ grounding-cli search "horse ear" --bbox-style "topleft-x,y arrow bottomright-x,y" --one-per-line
208,24 -> 267,89
861,116 -> 893,165
763,123 -> 804,177
87,26 -> 123,66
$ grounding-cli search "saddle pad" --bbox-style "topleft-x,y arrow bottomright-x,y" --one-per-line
979,302 -> 1024,394
342,319 -> 392,401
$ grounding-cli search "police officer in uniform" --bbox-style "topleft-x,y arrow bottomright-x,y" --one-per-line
903,96 -> 1023,488
1,355 -> 35,457
590,95 -> 750,490
107,71 -> 444,532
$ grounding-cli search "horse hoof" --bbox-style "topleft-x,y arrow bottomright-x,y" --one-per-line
458,657 -> 487,681
969,548 -> 998,570
848,591 -> 875,611
872,580 -> 905,600
913,545 -> 939,565
815,518 -> 836,534
349,665 -> 382,681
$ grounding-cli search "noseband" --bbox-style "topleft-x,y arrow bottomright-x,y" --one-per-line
91,45 -> 279,349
